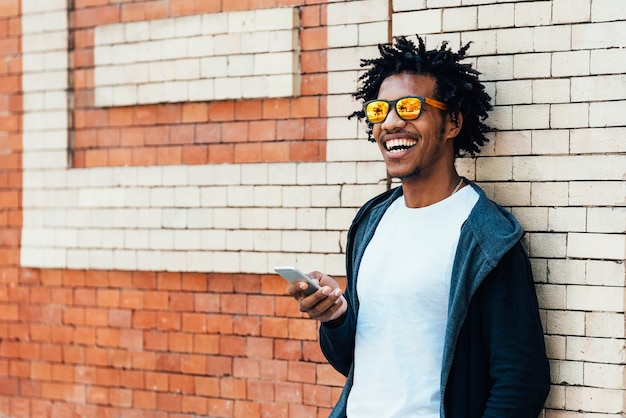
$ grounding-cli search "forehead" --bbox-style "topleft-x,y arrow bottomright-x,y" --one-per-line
377,73 -> 437,99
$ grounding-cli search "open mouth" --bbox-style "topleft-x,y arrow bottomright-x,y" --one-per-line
384,138 -> 417,153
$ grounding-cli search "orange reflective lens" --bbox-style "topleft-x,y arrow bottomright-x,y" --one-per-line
364,96 -> 447,124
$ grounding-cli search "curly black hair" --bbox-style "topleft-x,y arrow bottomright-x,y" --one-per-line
350,35 -> 493,157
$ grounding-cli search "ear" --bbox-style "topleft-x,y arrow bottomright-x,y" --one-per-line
443,111 -> 463,141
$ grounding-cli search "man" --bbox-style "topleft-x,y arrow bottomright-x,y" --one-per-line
287,36 -> 550,417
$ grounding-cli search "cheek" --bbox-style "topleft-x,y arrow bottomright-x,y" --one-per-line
372,124 -> 382,141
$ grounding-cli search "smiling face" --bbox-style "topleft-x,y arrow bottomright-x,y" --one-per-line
372,73 -> 459,183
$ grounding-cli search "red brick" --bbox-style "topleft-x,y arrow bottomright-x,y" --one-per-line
180,353 -> 207,375
169,373 -> 194,394
261,317 -> 289,338
234,400 -> 261,417
144,331 -> 168,351
274,381 -> 302,403
182,313 -> 206,333
234,142 -> 261,163
108,308 -> 131,328
207,101 -> 234,122
206,355 -> 232,377
220,378 -> 246,399
261,142 -> 290,162
182,103 -> 208,123
301,27 -> 327,51
259,359 -> 288,381
168,332 -> 193,353
134,390 -> 157,409
233,316 -> 260,336
155,353 -> 180,373
182,395 -> 207,415
275,339 -> 302,360
316,364 -> 346,387
193,334 -> 219,355
208,143 -> 234,163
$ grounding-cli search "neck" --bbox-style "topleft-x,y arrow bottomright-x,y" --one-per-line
400,169 -> 463,208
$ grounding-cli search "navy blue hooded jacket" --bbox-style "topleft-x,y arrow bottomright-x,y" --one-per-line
319,182 -> 550,417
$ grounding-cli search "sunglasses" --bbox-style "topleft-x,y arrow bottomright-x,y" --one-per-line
364,96 -> 448,124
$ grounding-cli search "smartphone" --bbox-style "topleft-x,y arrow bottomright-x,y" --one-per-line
274,266 -> 321,296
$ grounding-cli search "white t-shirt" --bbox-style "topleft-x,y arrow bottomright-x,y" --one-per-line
346,185 -> 478,417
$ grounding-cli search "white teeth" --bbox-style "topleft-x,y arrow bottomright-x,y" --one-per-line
385,138 -> 417,152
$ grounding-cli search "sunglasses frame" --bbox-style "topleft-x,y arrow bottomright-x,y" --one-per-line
364,95 -> 448,124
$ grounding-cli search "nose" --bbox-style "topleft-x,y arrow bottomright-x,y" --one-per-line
380,105 -> 406,130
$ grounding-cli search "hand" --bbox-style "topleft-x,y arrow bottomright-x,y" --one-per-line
287,271 -> 347,323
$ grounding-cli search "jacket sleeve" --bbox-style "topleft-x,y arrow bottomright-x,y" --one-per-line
318,297 -> 357,377
479,242 -> 551,417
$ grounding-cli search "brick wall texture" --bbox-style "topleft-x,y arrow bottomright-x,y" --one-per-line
0,0 -> 624,416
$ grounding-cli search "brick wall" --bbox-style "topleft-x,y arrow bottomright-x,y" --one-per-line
1,0 -> 625,417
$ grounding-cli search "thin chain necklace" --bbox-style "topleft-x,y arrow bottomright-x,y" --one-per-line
451,178 -> 464,195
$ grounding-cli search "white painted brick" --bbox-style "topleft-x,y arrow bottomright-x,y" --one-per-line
478,4 -> 514,29
493,181 -> 531,207
328,25 -> 358,48
327,46 -> 376,72
268,208 -> 296,230
356,161 -> 387,185
567,233 -> 625,261
358,21 -> 388,46
511,207 -> 547,231
268,163 -> 297,186
591,48 -> 626,75
327,93 -> 358,118
341,184 -> 386,207
186,208 -> 213,229
282,230 -> 311,252
476,157 -> 513,180
461,30 -> 497,56
327,0 -> 389,26
551,103 -> 589,129
590,100 -> 626,128
393,0 -> 427,11
311,231 -> 342,253
572,21 -> 626,50
241,164 -> 268,185
532,79 -> 570,104
512,104 -> 550,130
327,208 -> 358,230
310,186 -> 341,208
175,15 -> 201,38
497,28 -> 533,54
544,335 -> 566,362
567,285 -> 623,312
149,229 -> 174,250
495,80 -> 532,105
297,163 -> 327,185
584,362 -> 624,389
213,77 -> 242,100
552,0 -> 591,24
241,208 -> 268,229
586,312 -> 625,338
591,0 -> 626,22
550,360 -> 584,387
569,181 -> 626,206
200,230 -> 226,251
546,310 -> 585,336
326,138 -> 381,162
296,208 -> 326,230
112,249 -> 136,271
211,252 -> 240,273
392,9 -> 442,36
565,386 -> 623,414
547,207 -> 586,232
567,336 -> 626,363
327,162 -> 357,185
239,251 -> 268,274
487,105 -> 512,130
546,260 -> 586,285
227,186 -> 254,207
535,284 -> 566,310
255,52 -> 295,75
213,208 -> 241,229
572,75 -> 626,102
161,208 -> 186,229
587,208 -> 626,234
253,230 -> 281,252
443,7 -> 477,32
327,72 -> 358,100
514,2 -> 552,27
513,53 -> 551,79
268,30 -> 295,53
256,8 -> 298,31
531,129 -> 569,155
200,187 -> 227,207
476,55 -> 513,81
513,156 -> 625,181
528,232 -> 567,258
226,229 -> 254,251
282,186 -> 311,208
253,186 -> 281,207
